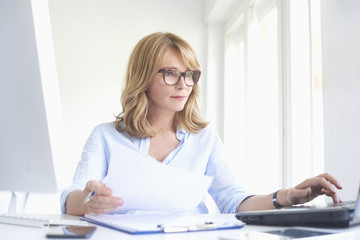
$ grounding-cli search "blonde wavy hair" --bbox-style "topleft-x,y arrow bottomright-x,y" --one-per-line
115,32 -> 208,138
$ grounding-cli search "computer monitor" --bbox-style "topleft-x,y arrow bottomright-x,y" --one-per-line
0,0 -> 65,205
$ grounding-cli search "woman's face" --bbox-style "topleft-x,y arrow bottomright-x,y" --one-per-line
147,48 -> 193,116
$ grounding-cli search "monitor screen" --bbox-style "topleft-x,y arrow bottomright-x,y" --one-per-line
0,0 -> 65,194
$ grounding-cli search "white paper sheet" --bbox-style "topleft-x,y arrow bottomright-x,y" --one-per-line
104,143 -> 213,213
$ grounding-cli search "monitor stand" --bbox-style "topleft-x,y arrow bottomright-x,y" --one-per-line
8,191 -> 29,214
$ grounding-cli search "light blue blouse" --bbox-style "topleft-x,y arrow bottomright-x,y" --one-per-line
60,122 -> 252,214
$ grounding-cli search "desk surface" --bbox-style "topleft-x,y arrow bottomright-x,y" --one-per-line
1,214 -> 360,240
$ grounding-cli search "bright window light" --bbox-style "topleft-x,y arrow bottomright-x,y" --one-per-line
224,0 -> 324,196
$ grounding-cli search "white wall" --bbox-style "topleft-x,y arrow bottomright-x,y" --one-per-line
321,0 -> 360,201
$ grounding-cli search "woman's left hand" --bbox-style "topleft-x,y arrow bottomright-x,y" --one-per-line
280,173 -> 343,206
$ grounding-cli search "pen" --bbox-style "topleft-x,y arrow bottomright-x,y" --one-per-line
84,180 -> 105,204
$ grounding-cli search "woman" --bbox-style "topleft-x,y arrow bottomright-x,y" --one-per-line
61,32 -> 342,216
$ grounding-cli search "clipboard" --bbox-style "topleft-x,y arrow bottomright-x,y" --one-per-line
80,213 -> 244,234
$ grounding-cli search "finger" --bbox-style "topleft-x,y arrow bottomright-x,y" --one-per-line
329,193 -> 342,203
86,180 -> 112,195
91,195 -> 123,206
322,189 -> 343,203
316,173 -> 342,189
87,205 -> 121,215
87,195 -> 123,209
312,177 -> 337,194
86,201 -> 122,215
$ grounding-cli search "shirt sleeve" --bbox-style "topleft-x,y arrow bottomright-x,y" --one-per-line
206,136 -> 254,214
60,125 -> 109,214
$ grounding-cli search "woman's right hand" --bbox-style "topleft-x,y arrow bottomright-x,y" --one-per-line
83,180 -> 123,214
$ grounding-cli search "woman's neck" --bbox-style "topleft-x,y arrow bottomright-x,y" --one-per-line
148,112 -> 176,135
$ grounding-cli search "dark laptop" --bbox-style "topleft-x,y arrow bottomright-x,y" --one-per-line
236,185 -> 360,228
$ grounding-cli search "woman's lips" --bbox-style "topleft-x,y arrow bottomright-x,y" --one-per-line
171,96 -> 186,100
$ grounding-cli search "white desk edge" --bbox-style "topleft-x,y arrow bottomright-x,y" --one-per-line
1,214 -> 360,240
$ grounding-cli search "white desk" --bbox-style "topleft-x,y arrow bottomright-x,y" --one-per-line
1,214 -> 360,240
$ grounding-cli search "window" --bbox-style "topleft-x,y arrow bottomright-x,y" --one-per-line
223,0 -> 324,194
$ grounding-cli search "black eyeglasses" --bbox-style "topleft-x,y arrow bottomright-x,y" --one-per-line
158,69 -> 201,86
